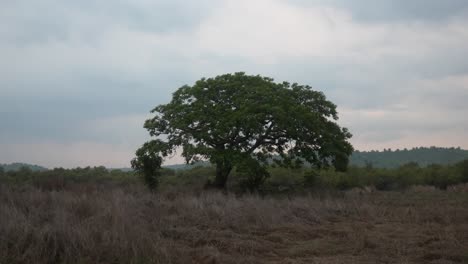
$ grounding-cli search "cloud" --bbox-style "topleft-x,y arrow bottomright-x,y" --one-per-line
193,0 -> 468,111
195,0 -> 468,67
288,0 -> 468,22
79,114 -> 150,145
339,73 -> 468,150
1,0 -> 467,167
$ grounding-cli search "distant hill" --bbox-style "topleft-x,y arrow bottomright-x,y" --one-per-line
350,147 -> 468,168
0,163 -> 48,172
162,147 -> 468,170
3,147 -> 467,172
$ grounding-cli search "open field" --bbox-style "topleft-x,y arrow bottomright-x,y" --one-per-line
1,184 -> 468,264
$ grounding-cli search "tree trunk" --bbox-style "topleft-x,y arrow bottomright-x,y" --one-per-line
213,160 -> 232,189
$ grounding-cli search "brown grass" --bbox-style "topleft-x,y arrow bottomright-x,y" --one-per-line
0,184 -> 467,264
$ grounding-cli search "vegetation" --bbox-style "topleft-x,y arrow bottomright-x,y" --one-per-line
161,147 -> 468,171
1,183 -> 467,264
133,72 -> 353,190
2,158 -> 468,264
2,146 -> 466,177
0,166 -> 138,190
131,147 -> 163,190
156,159 -> 468,193
351,147 -> 468,168
2,159 -> 468,193
0,162 -> 47,172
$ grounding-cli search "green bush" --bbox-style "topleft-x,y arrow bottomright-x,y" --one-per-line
160,166 -> 214,190
374,172 -> 399,191
303,169 -> 320,188
424,164 -> 451,190
394,162 -> 424,188
236,159 -> 270,193
456,159 -> 468,183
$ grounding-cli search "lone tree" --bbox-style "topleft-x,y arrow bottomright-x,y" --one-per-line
132,72 -> 353,190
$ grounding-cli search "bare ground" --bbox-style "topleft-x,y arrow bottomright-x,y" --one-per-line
0,184 -> 467,264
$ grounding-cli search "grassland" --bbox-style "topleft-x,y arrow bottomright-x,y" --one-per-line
1,183 -> 468,264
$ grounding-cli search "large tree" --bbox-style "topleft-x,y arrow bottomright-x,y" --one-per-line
132,72 -> 353,189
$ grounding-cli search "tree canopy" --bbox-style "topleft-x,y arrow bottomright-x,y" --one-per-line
132,72 -> 353,190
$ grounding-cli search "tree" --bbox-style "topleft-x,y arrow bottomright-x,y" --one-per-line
133,72 -> 353,190
131,141 -> 163,190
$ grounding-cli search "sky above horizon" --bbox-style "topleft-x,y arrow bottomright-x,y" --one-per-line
1,0 -> 468,168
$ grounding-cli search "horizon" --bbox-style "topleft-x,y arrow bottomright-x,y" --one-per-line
2,146 -> 467,170
1,0 -> 468,168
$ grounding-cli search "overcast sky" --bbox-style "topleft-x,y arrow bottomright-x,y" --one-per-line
1,0 -> 468,168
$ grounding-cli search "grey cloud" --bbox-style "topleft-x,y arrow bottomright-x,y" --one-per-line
0,76 -> 179,143
1,0 -> 468,167
0,0 -> 216,45
289,0 -> 468,22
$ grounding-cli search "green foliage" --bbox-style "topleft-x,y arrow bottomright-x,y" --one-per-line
131,141 -> 164,190
395,162 -> 423,187
0,166 -> 141,190
422,164 -> 460,190
159,166 -> 215,190
136,72 -> 353,189
3,159 -> 468,194
0,163 -> 47,172
156,158 -> 468,193
374,172 -> 399,191
236,157 -> 270,192
303,169 -> 320,188
156,147 -> 468,171
457,159 -> 468,183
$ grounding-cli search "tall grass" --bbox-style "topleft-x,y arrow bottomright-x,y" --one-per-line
1,183 -> 467,263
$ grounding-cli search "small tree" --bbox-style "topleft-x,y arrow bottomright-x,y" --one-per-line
133,72 -> 353,190
131,141 -> 163,190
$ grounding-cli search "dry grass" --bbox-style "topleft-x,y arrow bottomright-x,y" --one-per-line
0,184 -> 467,264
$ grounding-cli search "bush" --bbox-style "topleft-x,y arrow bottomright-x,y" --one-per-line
262,167 -> 304,193
456,159 -> 468,183
160,166 -> 214,190
303,169 -> 320,188
395,162 -> 424,188
236,159 -> 270,193
374,173 -> 399,191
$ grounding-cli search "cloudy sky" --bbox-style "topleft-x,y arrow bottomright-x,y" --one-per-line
1,0 -> 468,168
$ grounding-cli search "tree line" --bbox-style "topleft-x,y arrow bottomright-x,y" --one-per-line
1,160 -> 467,193
350,147 -> 468,168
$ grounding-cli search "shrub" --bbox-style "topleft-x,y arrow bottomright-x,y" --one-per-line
374,173 -> 399,191
424,164 -> 455,190
303,169 -> 320,188
456,159 -> 468,183
236,159 -> 270,193
395,162 -> 424,188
